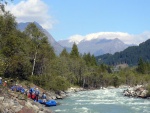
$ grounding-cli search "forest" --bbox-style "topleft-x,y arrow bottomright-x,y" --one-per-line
0,1 -> 150,96
96,39 -> 150,66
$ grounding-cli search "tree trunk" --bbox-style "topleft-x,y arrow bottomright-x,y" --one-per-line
31,50 -> 37,76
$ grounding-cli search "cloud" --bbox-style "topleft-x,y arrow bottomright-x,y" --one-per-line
68,32 -> 150,45
6,0 -> 55,30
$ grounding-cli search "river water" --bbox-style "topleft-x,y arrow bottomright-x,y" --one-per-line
51,88 -> 150,113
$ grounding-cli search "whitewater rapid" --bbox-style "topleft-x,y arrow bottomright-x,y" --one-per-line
51,88 -> 150,113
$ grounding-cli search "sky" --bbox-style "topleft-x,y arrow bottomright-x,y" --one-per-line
5,0 -> 150,44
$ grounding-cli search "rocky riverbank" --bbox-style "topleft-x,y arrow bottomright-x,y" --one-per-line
0,88 -> 54,113
0,86 -> 85,113
123,85 -> 149,98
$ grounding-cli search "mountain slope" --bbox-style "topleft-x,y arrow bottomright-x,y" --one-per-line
17,22 -> 63,55
58,38 -> 129,56
96,39 -> 150,66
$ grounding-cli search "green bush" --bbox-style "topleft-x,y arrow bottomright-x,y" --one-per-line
29,75 -> 70,91
49,76 -> 70,91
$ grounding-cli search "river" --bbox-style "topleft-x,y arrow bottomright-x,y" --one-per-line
51,88 -> 150,113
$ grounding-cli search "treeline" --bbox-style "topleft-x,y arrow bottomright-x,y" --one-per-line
0,7 -> 150,92
0,11 -> 121,90
0,11 -> 109,90
96,39 -> 150,66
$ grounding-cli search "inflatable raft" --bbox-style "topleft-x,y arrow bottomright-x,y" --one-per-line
38,99 -> 57,106
11,86 -> 25,93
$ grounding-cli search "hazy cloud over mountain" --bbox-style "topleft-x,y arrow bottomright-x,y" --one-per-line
5,0 -> 150,45
6,0 -> 56,30
67,32 -> 150,45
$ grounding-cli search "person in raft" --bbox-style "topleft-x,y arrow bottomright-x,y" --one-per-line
29,87 -> 35,99
3,81 -> 7,87
35,87 -> 40,102
42,92 -> 47,103
0,77 -> 2,85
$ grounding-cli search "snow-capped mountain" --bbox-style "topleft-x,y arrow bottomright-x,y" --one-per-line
17,23 -> 132,56
58,33 -> 130,56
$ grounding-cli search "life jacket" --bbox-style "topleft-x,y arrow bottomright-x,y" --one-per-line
16,86 -> 21,91
35,90 -> 39,95
0,79 -> 2,84
29,88 -> 34,93
11,86 -> 17,91
42,94 -> 46,99
21,89 -> 25,93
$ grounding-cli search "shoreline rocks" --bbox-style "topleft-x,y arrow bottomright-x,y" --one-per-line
123,85 -> 149,98
0,94 -> 54,113
65,87 -> 85,93
0,85 -> 86,113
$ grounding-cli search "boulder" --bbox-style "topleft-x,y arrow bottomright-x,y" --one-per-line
56,95 -> 63,99
0,96 -> 4,101
32,104 -> 39,112
25,101 -> 34,108
139,90 -> 148,98
11,105 -> 23,113
17,106 -> 35,113
123,85 -> 149,98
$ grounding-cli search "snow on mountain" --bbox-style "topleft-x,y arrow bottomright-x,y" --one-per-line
67,32 -> 132,44
68,35 -> 84,44
58,32 -> 131,56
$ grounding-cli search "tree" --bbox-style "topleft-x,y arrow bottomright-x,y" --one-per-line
137,58 -> 145,74
24,23 -> 56,76
91,55 -> 97,66
24,23 -> 46,76
113,75 -> 119,87
83,53 -> 97,66
60,48 -> 69,57
0,0 -> 13,12
70,43 -> 79,58
0,12 -> 32,79
0,12 -> 16,39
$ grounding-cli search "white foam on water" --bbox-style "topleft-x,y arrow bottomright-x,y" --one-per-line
131,106 -> 150,113
76,99 -> 91,102
91,102 -> 117,105
74,102 -> 82,105
55,109 -> 67,112
73,107 -> 90,113
53,88 -> 150,113
143,109 -> 150,113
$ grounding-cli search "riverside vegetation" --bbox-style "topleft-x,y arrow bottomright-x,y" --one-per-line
0,0 -> 150,95
0,1 -> 150,112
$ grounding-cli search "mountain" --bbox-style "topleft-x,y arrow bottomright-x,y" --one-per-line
96,39 -> 150,66
17,22 -> 63,55
58,37 -> 129,56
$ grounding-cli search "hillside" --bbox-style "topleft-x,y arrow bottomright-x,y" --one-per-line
96,39 -> 150,66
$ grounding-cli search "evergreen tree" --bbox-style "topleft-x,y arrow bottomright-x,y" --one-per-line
91,54 -> 97,66
60,48 -> 69,57
137,58 -> 145,74
83,53 -> 97,66
70,43 -> 79,58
